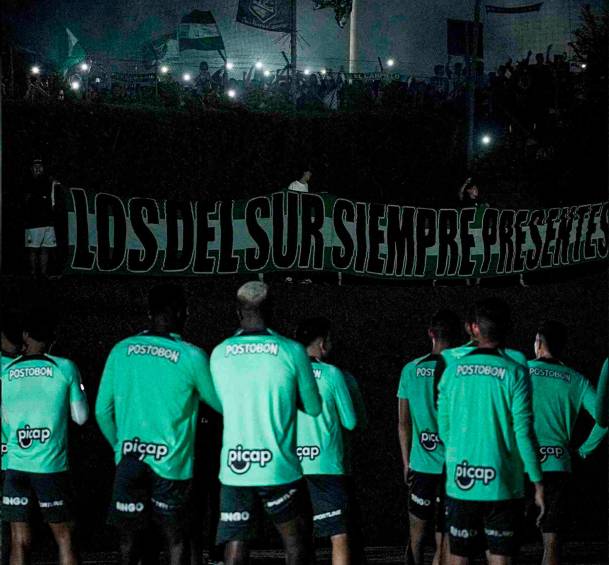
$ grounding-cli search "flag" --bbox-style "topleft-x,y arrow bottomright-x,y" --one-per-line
59,27 -> 86,76
485,3 -> 543,13
179,10 -> 225,52
142,32 -> 179,68
236,0 -> 292,32
312,0 -> 353,28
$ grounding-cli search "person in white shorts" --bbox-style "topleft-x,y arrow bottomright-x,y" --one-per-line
24,159 -> 57,276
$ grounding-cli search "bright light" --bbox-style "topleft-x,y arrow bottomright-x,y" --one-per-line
31,65 -> 41,75
304,68 -> 311,75
160,65 -> 169,74
227,89 -> 236,98
320,68 -> 327,75
255,61 -> 263,70
481,134 -> 492,146
387,58 -> 395,67
70,80 -> 81,91
226,62 -> 234,70
80,62 -> 89,72
581,63 -> 587,69
263,70 -> 271,77
95,77 -> 101,83
183,73 -> 192,82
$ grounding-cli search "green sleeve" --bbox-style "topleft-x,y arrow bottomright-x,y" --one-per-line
578,424 -> 608,459
95,351 -> 118,450
511,366 -> 542,483
190,347 -> 222,414
596,359 -> 609,427
67,361 -> 89,425
437,371 -> 451,444
577,376 -> 608,458
333,369 -> 357,431
344,372 -> 367,429
397,364 -> 409,399
292,342 -> 321,417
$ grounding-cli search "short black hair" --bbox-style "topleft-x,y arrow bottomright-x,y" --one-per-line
295,317 -> 331,347
473,298 -> 511,343
1,309 -> 23,348
23,309 -> 56,344
429,309 -> 461,343
148,284 -> 186,316
537,320 -> 567,357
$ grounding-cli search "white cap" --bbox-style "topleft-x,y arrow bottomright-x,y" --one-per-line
237,281 -> 269,307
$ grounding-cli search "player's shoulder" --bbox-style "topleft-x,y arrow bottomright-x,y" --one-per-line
179,338 -> 209,363
402,353 -> 433,373
45,354 -> 79,375
316,360 -> 345,382
503,348 -> 527,366
270,331 -> 307,357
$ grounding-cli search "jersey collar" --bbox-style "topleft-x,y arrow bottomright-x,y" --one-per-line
5,354 -> 58,368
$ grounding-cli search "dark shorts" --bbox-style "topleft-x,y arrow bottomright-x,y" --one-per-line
108,456 -> 192,531
306,475 -> 350,538
539,472 -> 569,534
445,497 -> 523,557
407,470 -> 445,531
216,480 -> 305,544
2,470 -> 73,523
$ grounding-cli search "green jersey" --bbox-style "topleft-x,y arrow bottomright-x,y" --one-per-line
1,354 -> 87,473
595,358 -> 609,427
442,341 -> 527,367
297,359 -> 357,475
210,329 -> 321,487
529,358 -> 606,472
438,348 -> 541,501
96,331 -> 220,481
1,353 -> 19,471
398,354 -> 445,474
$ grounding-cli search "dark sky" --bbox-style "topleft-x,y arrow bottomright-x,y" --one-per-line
3,0 -> 604,76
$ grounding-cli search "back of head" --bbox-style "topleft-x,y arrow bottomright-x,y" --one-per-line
429,309 -> 461,344
537,320 -> 567,358
237,281 -> 270,318
23,309 -> 56,345
473,298 -> 511,344
296,317 -> 331,348
148,284 -> 186,318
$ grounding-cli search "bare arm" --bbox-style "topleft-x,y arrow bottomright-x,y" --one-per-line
398,398 -> 413,484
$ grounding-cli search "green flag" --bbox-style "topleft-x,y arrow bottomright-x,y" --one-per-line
59,27 -> 86,76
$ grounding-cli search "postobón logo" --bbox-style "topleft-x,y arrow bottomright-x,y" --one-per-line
419,431 -> 441,452
17,425 -> 51,449
539,446 -> 565,463
296,445 -> 321,461
122,438 -> 169,461
227,445 -> 273,474
455,460 -> 496,490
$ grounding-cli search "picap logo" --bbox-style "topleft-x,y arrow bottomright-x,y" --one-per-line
419,431 -> 441,452
296,445 -> 321,461
122,438 -> 169,461
227,445 -> 273,474
17,425 -> 51,449
455,460 -> 496,490
539,446 -> 565,463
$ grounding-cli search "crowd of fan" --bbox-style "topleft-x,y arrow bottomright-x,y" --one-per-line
8,49 -> 589,132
